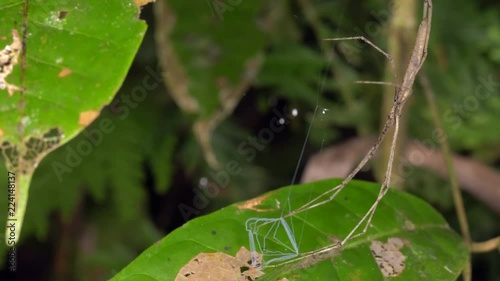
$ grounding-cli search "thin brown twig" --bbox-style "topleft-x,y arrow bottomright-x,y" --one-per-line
471,236 -> 500,253
419,73 -> 472,281
376,0 -> 417,189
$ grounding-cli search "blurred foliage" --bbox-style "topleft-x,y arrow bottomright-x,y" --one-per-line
1,0 -> 499,280
0,0 -> 147,248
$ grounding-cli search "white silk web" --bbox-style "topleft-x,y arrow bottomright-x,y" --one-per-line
245,104 -> 330,268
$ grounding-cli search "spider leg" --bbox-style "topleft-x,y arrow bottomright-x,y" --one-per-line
286,35 -> 401,218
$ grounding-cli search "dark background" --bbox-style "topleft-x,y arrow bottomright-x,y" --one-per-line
1,0 -> 499,280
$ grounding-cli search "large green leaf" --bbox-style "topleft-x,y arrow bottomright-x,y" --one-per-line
0,0 -> 147,244
112,179 -> 468,280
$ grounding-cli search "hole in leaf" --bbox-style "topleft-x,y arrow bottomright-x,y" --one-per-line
58,10 -> 68,20
240,266 -> 249,273
0,127 -> 63,174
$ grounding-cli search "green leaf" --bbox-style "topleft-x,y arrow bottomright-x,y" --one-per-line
0,0 -> 146,243
150,135 -> 176,193
156,0 -> 267,116
155,0 -> 271,167
111,179 -> 468,281
255,44 -> 329,105
22,107 -> 147,239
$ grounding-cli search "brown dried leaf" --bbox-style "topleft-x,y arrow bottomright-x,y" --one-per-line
175,247 -> 264,281
370,237 -> 408,277
0,29 -> 22,96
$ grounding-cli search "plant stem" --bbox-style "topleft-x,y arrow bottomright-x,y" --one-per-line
419,73 -> 472,281
471,236 -> 500,253
5,172 -> 32,246
375,0 -> 417,189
